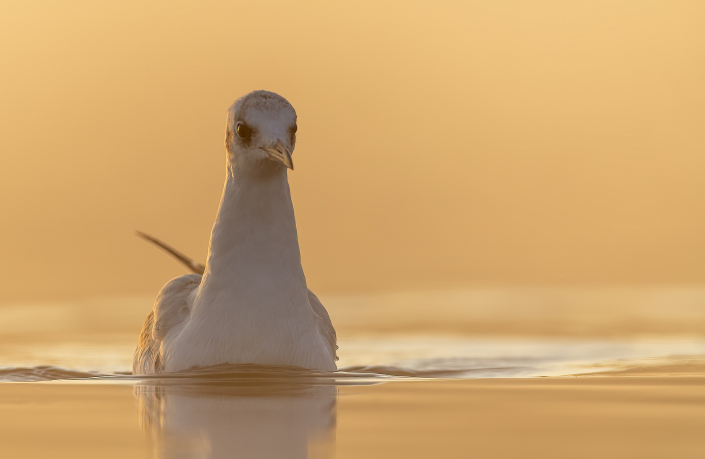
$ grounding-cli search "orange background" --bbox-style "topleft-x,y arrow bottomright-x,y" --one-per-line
1,1 -> 704,301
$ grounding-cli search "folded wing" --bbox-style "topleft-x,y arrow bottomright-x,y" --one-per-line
133,274 -> 201,374
308,289 -> 338,362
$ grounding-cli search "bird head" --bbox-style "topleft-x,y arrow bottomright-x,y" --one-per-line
225,90 -> 297,171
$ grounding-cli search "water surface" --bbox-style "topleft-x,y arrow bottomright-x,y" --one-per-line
1,289 -> 704,458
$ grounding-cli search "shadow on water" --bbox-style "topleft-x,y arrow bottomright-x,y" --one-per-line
126,364 -> 415,459
132,366 -> 346,459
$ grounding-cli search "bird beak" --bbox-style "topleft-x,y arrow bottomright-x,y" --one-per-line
260,140 -> 294,170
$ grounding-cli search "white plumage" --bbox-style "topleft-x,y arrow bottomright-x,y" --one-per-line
133,91 -> 337,374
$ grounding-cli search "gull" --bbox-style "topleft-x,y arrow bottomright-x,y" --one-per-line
133,90 -> 337,374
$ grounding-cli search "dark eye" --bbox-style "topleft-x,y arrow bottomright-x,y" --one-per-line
291,124 -> 297,134
236,122 -> 252,141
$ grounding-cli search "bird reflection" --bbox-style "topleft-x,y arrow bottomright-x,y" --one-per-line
134,365 -> 337,459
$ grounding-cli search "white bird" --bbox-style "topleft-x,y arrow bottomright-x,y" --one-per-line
133,90 -> 337,374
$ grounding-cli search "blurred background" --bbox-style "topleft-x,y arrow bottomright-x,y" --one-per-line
2,4 -> 705,458
1,1 -> 704,332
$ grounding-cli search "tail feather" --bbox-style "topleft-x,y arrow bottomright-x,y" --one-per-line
136,231 -> 205,275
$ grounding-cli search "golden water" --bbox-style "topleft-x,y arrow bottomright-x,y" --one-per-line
1,287 -> 704,457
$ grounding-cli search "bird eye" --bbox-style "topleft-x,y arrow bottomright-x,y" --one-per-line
291,124 -> 297,134
236,122 -> 252,141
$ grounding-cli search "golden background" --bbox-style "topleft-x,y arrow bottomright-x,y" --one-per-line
1,1 -> 704,302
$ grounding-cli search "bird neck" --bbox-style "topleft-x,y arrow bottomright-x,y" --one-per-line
196,161 -> 308,311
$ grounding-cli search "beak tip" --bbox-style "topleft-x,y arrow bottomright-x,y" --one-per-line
261,142 -> 294,170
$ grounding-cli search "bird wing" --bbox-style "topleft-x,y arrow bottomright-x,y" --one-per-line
136,231 -> 205,275
307,289 -> 338,362
133,274 -> 201,374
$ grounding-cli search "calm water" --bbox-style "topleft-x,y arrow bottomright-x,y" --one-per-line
1,335 -> 705,381
1,288 -> 704,458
